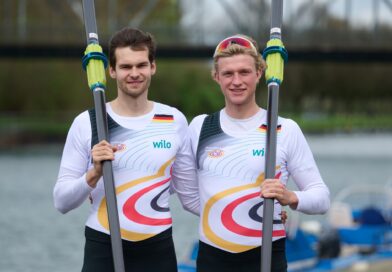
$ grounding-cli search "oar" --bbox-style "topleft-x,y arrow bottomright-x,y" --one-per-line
261,0 -> 287,271
81,0 -> 125,271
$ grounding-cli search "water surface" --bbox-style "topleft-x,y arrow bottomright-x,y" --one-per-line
0,134 -> 391,271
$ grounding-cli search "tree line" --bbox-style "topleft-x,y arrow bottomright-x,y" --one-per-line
0,59 -> 391,121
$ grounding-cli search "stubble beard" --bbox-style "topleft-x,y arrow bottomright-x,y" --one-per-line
119,80 -> 150,99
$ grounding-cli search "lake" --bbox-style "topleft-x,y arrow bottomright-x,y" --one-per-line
0,133 -> 391,272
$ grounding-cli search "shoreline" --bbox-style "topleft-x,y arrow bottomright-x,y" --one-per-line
1,113 -> 392,149
340,259 -> 392,272
1,132 -> 392,155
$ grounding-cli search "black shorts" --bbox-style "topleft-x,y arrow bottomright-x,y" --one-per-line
82,226 -> 177,272
196,238 -> 287,272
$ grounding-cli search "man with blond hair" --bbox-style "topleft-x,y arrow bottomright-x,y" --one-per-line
174,34 -> 330,272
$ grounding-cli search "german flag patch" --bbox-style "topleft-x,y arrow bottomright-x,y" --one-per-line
258,124 -> 282,132
152,114 -> 174,123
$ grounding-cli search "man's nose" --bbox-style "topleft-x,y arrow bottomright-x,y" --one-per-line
129,67 -> 139,77
232,73 -> 241,85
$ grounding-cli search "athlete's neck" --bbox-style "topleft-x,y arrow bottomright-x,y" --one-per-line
110,97 -> 153,117
224,102 -> 260,119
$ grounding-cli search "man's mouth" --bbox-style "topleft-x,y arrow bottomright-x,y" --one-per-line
127,80 -> 142,85
230,88 -> 245,93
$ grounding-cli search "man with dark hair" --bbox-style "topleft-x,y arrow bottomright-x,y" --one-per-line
54,27 -> 187,272
174,34 -> 330,272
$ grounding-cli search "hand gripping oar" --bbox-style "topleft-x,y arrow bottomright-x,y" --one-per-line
261,0 -> 288,271
81,1 -> 125,271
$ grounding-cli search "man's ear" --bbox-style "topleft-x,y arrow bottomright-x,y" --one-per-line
151,61 -> 157,75
212,71 -> 219,83
109,66 -> 116,79
256,68 -> 263,81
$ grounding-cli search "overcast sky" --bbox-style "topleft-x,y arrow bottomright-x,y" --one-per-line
312,0 -> 392,27
180,0 -> 392,43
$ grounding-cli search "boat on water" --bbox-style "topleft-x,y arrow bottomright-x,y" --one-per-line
178,183 -> 392,272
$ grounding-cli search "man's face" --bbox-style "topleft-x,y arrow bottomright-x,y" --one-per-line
109,47 -> 156,99
214,54 -> 262,108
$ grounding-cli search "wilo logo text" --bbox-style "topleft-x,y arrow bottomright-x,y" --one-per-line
252,148 -> 265,157
153,140 -> 172,149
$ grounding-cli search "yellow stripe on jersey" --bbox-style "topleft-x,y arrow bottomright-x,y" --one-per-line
202,166 -> 281,253
202,173 -> 264,252
97,157 -> 175,241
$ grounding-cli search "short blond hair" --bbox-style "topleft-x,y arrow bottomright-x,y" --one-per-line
212,34 -> 266,76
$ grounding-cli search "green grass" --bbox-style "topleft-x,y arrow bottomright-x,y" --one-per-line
0,115 -> 71,147
3,119 -> 69,135
292,114 -> 392,134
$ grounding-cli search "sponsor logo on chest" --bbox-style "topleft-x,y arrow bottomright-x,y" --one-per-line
208,149 -> 224,158
153,140 -> 172,149
252,148 -> 265,157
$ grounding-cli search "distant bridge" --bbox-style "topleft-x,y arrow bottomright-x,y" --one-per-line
1,44 -> 392,63
2,0 -> 392,62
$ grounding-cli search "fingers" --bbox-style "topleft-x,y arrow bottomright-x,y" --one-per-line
280,210 -> 288,224
91,140 -> 116,163
86,141 -> 117,188
260,179 -> 285,199
260,179 -> 293,206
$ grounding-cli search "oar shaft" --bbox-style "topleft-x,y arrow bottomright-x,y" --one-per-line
93,89 -> 125,272
271,0 -> 283,32
82,0 -> 98,44
261,83 -> 279,272
261,1 -> 284,271
82,1 -> 125,271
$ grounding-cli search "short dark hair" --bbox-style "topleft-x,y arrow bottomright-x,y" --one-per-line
108,27 -> 156,68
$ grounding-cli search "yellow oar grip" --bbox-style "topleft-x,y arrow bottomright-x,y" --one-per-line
263,39 -> 288,85
82,43 -> 107,90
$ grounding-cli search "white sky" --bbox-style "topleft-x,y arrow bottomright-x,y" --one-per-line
181,0 -> 392,35
318,0 -> 392,28
284,0 -> 392,25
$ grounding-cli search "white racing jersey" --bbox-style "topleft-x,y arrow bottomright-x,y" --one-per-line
174,108 -> 330,253
54,102 -> 188,241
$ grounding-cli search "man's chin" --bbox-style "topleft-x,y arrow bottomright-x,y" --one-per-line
127,84 -> 141,90
125,85 -> 143,92
228,96 -> 246,104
